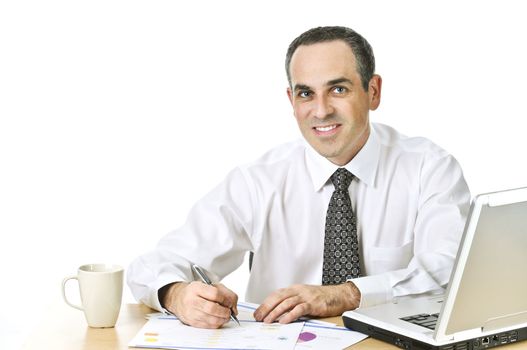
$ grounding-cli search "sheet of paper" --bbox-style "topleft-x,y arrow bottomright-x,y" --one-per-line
295,323 -> 368,349
134,302 -> 368,350
133,303 -> 303,350
129,317 -> 303,350
238,301 -> 369,349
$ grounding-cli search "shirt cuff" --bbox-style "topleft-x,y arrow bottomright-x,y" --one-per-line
350,273 -> 393,308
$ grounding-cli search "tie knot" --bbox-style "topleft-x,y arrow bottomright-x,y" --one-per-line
331,168 -> 353,190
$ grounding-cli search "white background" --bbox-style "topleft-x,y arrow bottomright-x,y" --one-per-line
1,1 -> 527,348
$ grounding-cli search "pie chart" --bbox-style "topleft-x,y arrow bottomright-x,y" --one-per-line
297,331 -> 317,342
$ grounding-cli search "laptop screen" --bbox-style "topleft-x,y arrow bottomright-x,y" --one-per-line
440,190 -> 527,335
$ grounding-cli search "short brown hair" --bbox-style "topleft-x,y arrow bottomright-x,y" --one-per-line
285,26 -> 375,91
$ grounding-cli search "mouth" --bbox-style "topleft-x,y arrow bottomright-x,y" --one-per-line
313,124 -> 340,136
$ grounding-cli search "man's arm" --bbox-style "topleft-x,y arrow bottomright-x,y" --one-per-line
254,282 -> 361,323
127,168 -> 254,314
352,153 -> 471,308
255,153 -> 470,322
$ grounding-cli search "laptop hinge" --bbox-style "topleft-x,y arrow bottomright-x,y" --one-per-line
482,311 -> 527,332
447,328 -> 481,342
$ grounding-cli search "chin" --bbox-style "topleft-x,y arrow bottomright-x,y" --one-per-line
314,147 -> 340,160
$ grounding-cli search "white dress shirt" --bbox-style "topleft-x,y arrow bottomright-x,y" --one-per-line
127,123 -> 471,311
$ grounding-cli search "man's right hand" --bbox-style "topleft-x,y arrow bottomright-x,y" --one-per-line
159,281 -> 239,329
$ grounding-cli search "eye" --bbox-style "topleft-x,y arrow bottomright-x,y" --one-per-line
298,90 -> 312,98
333,86 -> 347,94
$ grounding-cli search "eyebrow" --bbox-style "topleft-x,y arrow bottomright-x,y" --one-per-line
293,77 -> 353,92
327,77 -> 353,86
293,84 -> 311,92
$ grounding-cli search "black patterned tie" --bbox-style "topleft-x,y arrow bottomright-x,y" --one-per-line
322,168 -> 361,285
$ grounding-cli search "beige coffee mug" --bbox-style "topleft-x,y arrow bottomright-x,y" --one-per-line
62,264 -> 124,328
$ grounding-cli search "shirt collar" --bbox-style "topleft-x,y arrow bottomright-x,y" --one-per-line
304,124 -> 380,192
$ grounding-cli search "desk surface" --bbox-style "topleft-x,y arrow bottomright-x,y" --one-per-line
23,303 -> 527,350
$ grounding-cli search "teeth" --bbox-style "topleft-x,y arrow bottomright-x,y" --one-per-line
315,125 -> 337,132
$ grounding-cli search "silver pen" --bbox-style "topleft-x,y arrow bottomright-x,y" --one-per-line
191,264 -> 240,326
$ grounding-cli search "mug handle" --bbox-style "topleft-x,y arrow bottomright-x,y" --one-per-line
62,276 -> 83,311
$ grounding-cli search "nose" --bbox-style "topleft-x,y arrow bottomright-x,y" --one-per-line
313,95 -> 334,119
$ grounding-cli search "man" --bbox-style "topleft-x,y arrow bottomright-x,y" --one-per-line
127,26 -> 471,329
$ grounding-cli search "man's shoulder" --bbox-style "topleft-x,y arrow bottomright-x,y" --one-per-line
373,122 -> 449,159
236,139 -> 307,180
245,139 -> 306,167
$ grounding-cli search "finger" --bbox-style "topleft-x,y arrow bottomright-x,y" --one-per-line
176,283 -> 230,329
215,283 -> 239,309
254,288 -> 293,321
188,308 -> 229,329
194,283 -> 239,320
263,295 -> 303,323
253,291 -> 282,321
278,303 -> 310,324
196,283 -> 237,310
195,283 -> 226,303
193,295 -> 232,320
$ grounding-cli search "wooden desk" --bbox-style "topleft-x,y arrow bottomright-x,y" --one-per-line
23,303 -> 527,349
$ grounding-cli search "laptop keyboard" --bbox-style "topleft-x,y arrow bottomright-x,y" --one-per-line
400,313 -> 439,330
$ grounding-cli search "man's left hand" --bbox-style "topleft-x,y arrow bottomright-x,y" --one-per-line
253,282 -> 361,324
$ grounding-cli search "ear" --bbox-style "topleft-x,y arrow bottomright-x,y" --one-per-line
368,74 -> 382,111
286,87 -> 294,106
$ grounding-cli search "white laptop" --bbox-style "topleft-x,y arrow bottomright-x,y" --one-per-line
343,187 -> 527,350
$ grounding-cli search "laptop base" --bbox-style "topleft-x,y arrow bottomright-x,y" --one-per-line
343,316 -> 527,350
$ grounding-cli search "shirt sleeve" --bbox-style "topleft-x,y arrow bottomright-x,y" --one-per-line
353,153 -> 471,308
126,167 -> 255,311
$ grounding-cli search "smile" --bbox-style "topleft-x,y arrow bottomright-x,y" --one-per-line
314,124 -> 338,132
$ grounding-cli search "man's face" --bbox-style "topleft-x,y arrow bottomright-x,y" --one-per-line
287,40 -> 381,166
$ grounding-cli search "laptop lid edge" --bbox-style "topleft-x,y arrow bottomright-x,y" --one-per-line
433,195 -> 483,341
